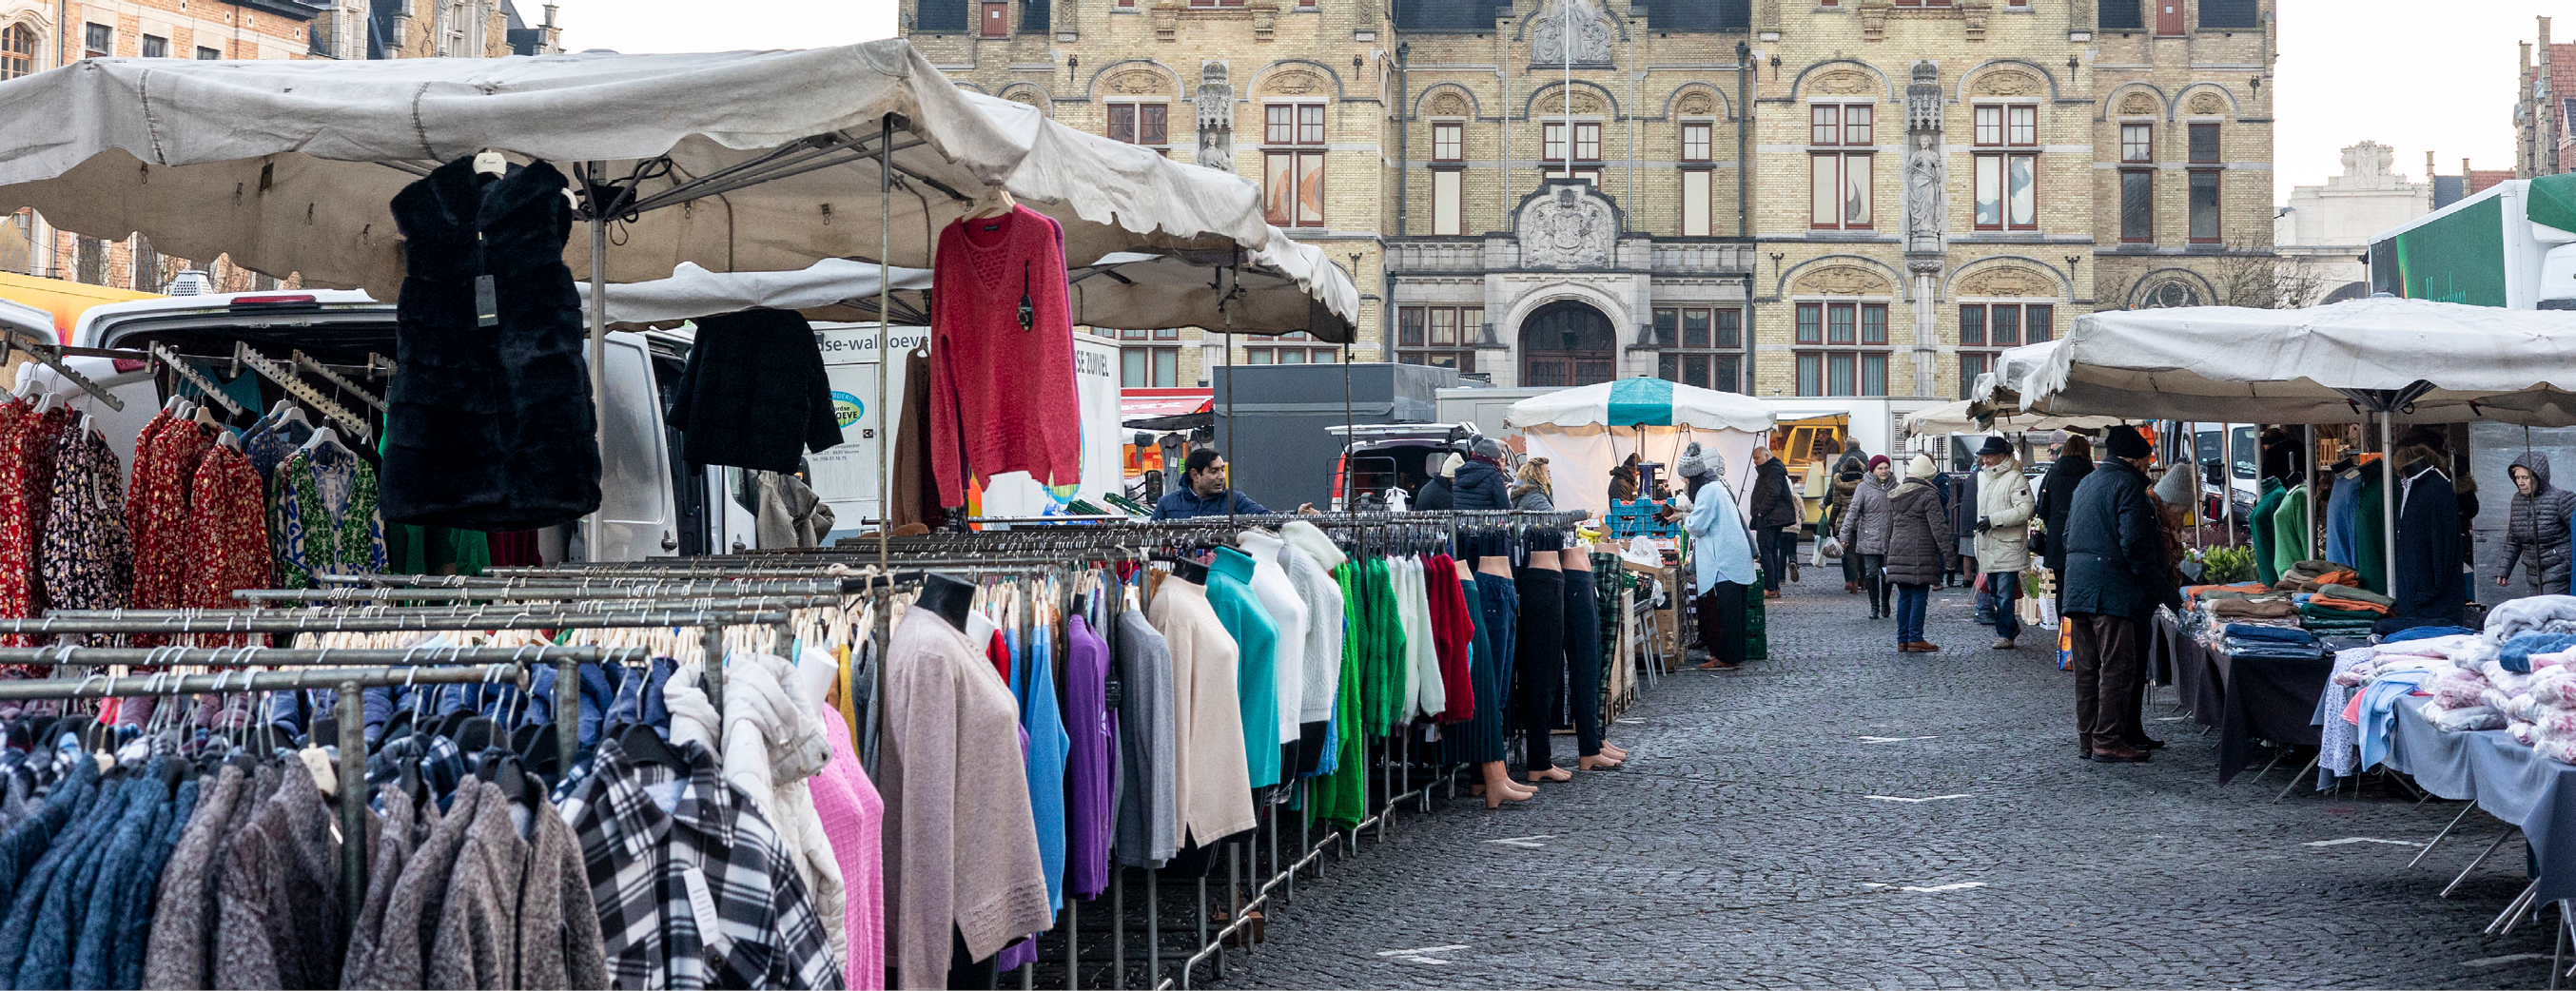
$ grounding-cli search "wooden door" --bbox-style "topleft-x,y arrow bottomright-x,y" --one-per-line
981,2 -> 1008,36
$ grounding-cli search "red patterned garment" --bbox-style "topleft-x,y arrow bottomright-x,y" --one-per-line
128,416 -> 213,614
182,444 -> 270,646
0,401 -> 27,655
0,403 -> 70,644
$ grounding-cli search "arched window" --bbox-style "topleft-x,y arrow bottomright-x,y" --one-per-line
0,25 -> 36,81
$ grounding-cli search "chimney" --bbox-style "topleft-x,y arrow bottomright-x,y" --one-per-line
2428,150 -> 2438,178
2466,157 -> 2475,179
2546,16 -> 2556,52
2527,40 -> 2536,73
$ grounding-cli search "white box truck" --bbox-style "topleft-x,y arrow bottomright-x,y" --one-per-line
2369,173 -> 2576,310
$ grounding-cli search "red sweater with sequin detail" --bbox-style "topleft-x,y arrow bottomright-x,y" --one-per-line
928,205 -> 1081,507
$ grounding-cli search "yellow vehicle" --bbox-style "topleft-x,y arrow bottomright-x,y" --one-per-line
1768,414 -> 1850,530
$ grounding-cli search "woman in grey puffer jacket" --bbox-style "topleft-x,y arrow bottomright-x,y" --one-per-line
1511,458 -> 1557,512
2499,450 -> 2575,596
1836,455 -> 1898,619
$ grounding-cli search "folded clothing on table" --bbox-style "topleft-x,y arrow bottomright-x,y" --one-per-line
2211,597 -> 2298,619
2223,622 -> 2326,660
2498,632 -> 2576,673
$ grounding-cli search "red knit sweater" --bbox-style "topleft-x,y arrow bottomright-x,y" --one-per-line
928,205 -> 1082,507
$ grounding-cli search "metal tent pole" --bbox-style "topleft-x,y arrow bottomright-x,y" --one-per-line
2384,412 -> 2398,604
2224,423 -> 2237,548
337,679 -> 366,928
586,163 -> 610,562
881,111 -> 895,569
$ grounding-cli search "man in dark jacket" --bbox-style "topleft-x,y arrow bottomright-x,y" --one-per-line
1747,445 -> 1803,597
2059,426 -> 2177,764
1155,448 -> 1310,518
2392,444 -> 2468,625
1450,438 -> 1514,511
2037,433 -> 2095,612
2498,450 -> 2573,597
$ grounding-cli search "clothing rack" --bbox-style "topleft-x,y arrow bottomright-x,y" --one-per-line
0,327 -> 124,410
314,573 -> 872,595
147,343 -> 248,418
0,659 -> 573,938
232,340 -> 375,441
233,586 -> 853,603
0,607 -> 793,635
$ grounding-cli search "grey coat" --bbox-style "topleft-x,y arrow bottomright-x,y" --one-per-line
1882,478 -> 1961,586
517,799 -> 609,990
143,763 -> 246,991
351,778 -> 488,990
338,785 -> 423,989
429,781 -> 517,991
1510,486 -> 1555,512
212,760 -> 343,991
1836,475 -> 1899,554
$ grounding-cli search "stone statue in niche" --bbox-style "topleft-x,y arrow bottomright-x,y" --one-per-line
1520,184 -> 1615,269
1905,132 -> 1945,254
1531,0 -> 1613,65
1903,60 -> 1945,256
1195,61 -> 1234,174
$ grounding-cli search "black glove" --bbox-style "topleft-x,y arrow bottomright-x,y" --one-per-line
1975,516 -> 1993,534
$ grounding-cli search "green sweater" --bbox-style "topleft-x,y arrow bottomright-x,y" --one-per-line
2250,479 -> 2286,586
1313,563 -> 1370,827
2271,484 -> 2310,584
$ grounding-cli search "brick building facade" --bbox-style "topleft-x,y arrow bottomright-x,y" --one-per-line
907,0 -> 2276,399
0,0 -> 557,300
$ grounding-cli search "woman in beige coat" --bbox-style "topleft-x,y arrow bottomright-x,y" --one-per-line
1969,437 -> 2038,649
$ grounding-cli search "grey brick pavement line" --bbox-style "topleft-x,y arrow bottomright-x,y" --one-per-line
1197,573 -> 2570,990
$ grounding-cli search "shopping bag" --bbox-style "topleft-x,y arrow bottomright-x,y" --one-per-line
2056,622 -> 2074,671
1816,535 -> 1844,562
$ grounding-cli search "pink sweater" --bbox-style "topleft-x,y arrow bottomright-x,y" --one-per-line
927,205 -> 1082,506
814,702 -> 888,989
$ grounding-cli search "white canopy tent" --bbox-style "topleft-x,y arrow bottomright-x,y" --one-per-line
0,40 -> 1357,330
1503,377 -> 1779,521
578,250 -> 1347,335
2019,298 -> 2576,612
0,39 -> 1365,564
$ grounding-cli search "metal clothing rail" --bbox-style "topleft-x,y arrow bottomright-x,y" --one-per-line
0,608 -> 794,635
0,661 -> 539,940
234,586 -> 856,602
315,573 -> 872,595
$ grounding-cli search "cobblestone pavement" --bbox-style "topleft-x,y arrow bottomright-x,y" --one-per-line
1203,574 -> 2567,990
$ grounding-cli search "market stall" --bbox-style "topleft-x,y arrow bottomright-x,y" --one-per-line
1502,376 -> 1778,522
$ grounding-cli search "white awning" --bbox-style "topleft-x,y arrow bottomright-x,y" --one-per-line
2022,299 -> 2576,426
0,41 -> 1358,338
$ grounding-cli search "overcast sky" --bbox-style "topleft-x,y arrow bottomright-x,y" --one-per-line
544,0 -> 2561,204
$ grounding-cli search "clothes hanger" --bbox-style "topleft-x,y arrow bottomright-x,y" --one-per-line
965,187 -> 1019,220
300,425 -> 348,457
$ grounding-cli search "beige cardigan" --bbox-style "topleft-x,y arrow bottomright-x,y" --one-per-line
1144,578 -> 1258,847
880,608 -> 1054,990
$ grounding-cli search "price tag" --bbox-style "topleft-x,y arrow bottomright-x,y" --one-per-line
475,275 -> 499,328
680,865 -> 732,961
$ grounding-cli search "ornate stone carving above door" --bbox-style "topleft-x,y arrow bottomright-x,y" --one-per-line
2117,91 -> 2157,116
1517,182 -> 1618,270
2187,90 -> 2226,115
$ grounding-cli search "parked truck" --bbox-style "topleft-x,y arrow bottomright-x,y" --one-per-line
2369,172 -> 2576,309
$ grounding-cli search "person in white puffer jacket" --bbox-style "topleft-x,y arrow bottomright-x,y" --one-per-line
1971,436 -> 2038,650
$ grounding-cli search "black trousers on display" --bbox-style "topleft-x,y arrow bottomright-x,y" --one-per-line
1562,569 -> 1605,758
1514,567 -> 1566,773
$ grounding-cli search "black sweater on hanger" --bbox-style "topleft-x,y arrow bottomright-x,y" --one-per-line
666,308 -> 845,474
